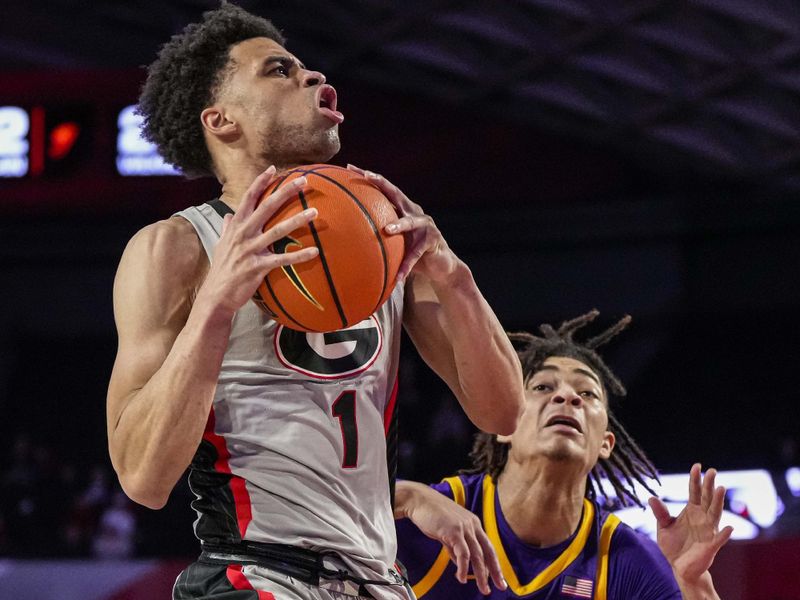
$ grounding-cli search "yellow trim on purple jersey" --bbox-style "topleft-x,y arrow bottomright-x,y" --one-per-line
412,544 -> 452,598
482,475 -> 595,597
593,513 -> 621,600
412,476 -> 468,598
443,475 -> 466,508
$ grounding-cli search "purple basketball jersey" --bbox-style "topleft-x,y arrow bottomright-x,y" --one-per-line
396,473 -> 681,599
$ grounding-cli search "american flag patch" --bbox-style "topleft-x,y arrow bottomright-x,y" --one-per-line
561,575 -> 593,598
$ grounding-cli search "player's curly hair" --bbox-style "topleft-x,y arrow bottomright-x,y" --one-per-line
137,2 -> 285,178
463,310 -> 660,508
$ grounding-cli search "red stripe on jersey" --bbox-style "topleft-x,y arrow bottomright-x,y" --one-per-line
226,565 -> 276,599
384,377 -> 399,436
204,410 -> 253,538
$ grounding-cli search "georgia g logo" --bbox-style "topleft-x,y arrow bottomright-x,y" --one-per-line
275,317 -> 383,379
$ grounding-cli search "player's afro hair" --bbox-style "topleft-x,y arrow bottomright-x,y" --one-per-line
464,310 -> 660,508
137,2 -> 285,178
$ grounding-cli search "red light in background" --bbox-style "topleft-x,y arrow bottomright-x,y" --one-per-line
29,106 -> 45,176
48,122 -> 80,160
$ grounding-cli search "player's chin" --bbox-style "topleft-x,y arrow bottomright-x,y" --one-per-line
543,441 -> 585,463
312,129 -> 341,162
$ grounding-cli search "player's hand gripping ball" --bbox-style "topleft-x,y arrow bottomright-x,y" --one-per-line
253,164 -> 404,333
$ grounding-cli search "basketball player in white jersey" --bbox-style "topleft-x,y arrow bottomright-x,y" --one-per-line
106,4 -> 523,600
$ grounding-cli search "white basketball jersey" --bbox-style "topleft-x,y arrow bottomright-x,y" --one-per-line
175,202 -> 406,594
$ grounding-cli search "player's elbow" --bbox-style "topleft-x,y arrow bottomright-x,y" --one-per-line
484,405 -> 520,436
109,437 -> 178,510
117,471 -> 169,510
492,411 -> 520,436
459,369 -> 523,435
468,399 -> 520,436
461,382 -> 522,434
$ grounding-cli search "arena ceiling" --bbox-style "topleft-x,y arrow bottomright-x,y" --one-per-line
2,0 -> 799,191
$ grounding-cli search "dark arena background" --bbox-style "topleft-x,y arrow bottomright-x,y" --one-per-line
1,1 -> 799,598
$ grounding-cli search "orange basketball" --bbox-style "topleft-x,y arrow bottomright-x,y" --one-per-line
253,164 -> 405,333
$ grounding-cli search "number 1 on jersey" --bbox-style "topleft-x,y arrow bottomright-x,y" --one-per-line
332,390 -> 358,469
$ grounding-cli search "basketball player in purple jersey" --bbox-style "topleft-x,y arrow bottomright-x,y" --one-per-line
105,4 -> 522,600
395,311 -> 731,599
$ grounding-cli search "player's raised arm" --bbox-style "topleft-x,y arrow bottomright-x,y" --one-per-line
107,169 -> 318,509
347,165 -> 523,435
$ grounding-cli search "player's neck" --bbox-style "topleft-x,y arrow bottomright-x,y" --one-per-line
216,155 -> 304,211
496,461 -> 586,547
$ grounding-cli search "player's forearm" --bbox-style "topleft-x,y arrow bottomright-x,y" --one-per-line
110,299 -> 234,509
393,480 -> 436,520
428,261 -> 523,434
674,571 -> 721,600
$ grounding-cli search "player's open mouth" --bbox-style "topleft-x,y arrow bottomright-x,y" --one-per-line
545,415 -> 582,433
317,85 -> 344,124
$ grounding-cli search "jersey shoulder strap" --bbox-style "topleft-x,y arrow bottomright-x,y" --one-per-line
174,200 -> 229,261
208,198 -> 234,218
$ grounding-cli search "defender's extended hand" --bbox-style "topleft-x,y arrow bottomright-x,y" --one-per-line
400,482 -> 506,595
347,164 -> 459,285
648,463 -> 733,584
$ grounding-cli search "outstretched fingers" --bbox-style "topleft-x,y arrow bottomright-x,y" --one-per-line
464,534 -> 490,595
348,164 -> 413,214
701,468 -> 717,512
256,207 -> 318,251
348,163 -> 449,284
475,526 -> 506,592
236,166 -> 277,220
708,483 -> 726,525
396,244 -> 426,284
688,463 -> 702,506
444,525 -> 503,595
247,176 -> 308,234
648,496 -> 675,529
448,537 -> 471,585
713,526 -> 734,552
258,244 -> 318,272
385,215 -> 427,235
346,163 -> 366,176
221,213 -> 233,237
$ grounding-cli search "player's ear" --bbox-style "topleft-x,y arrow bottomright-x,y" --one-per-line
599,430 -> 615,460
201,105 -> 239,139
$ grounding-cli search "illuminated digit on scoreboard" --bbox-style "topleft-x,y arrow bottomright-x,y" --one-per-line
117,105 -> 152,155
0,106 -> 29,154
0,106 -> 30,177
116,104 -> 179,176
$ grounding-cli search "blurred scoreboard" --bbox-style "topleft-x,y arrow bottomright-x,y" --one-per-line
0,103 -> 177,178
0,69 -> 214,216
116,105 -> 179,176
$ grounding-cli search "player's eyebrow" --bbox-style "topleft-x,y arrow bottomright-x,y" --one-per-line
538,364 -> 601,386
573,367 -> 601,385
264,55 -> 306,71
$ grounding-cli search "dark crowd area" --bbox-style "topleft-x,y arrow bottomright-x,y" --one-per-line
0,433 -> 135,558
2,332 -> 800,560
0,338 -> 483,559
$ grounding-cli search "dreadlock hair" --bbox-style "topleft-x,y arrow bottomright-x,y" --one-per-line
137,2 -> 285,178
463,310 -> 660,508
